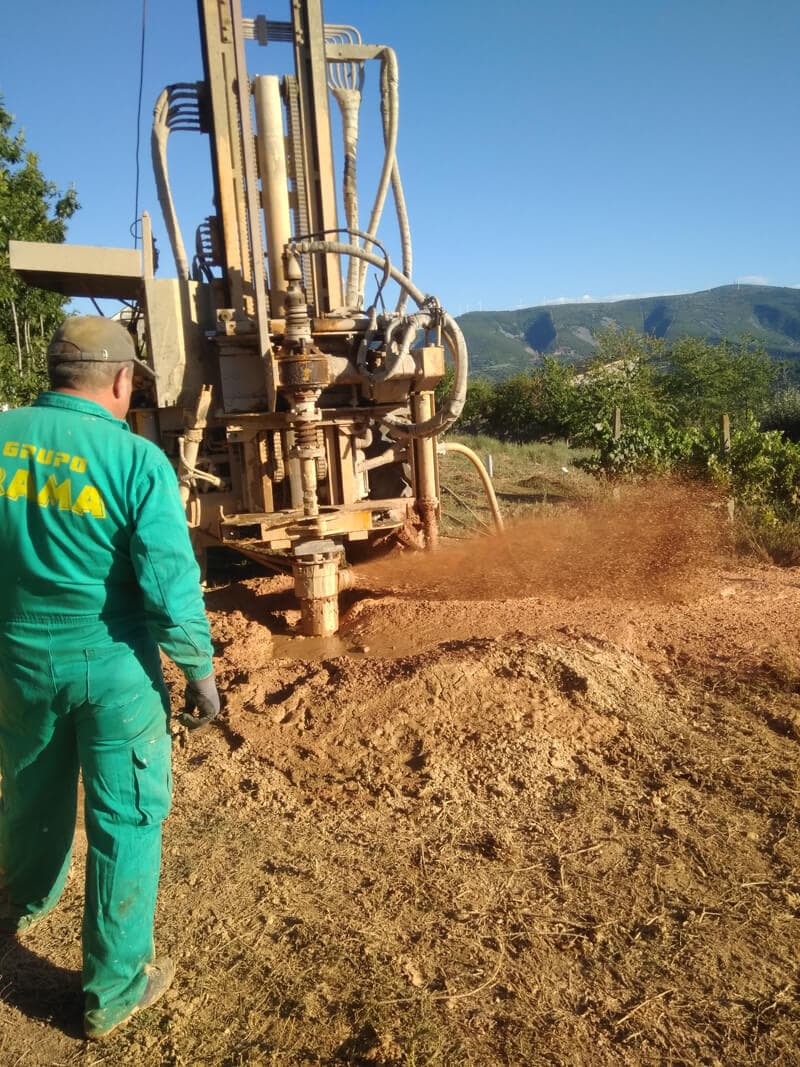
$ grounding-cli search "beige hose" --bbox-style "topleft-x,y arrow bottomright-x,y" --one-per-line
152,89 -> 189,281
441,442 -> 505,533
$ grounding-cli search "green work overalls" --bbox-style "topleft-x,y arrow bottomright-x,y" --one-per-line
0,392 -> 213,1034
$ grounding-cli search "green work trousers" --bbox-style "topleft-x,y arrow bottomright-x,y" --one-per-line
0,616 -> 172,1034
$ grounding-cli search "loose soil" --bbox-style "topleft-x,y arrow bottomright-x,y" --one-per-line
2,485 -> 799,1065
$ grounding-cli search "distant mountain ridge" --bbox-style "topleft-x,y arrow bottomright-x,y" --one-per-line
456,285 -> 800,381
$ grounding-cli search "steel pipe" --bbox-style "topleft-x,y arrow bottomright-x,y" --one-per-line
254,75 -> 292,316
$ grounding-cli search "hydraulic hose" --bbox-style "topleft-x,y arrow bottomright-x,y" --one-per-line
331,86 -> 363,308
326,26 -> 366,311
357,48 -> 400,302
383,311 -> 428,373
378,51 -> 413,314
288,238 -> 468,439
329,43 -> 412,313
390,155 -> 412,316
440,442 -> 505,534
152,88 -> 190,281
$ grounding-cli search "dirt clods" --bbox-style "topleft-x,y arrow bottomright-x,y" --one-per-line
3,488 -> 800,1064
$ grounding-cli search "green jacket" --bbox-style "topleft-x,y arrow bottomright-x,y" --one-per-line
0,392 -> 213,680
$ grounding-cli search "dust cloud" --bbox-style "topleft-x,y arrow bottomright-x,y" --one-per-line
355,481 -> 727,603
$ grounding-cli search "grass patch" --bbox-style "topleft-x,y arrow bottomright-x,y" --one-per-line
438,434 -> 598,536
732,509 -> 800,566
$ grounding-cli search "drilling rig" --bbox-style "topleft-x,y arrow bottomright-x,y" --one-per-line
10,0 -> 468,635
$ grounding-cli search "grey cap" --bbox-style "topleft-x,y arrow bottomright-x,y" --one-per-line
48,316 -> 156,380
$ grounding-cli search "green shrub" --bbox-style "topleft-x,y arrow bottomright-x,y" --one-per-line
761,386 -> 800,441
709,422 -> 800,522
577,422 -> 714,479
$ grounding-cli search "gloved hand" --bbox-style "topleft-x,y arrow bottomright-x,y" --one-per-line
179,673 -> 221,730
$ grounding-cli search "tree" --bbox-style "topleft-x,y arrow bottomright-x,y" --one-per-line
0,99 -> 79,405
570,329 -> 666,444
458,376 -> 494,435
488,373 -> 541,442
661,336 -> 775,428
527,356 -> 578,438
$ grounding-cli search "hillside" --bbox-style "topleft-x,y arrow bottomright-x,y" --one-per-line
458,284 -> 800,380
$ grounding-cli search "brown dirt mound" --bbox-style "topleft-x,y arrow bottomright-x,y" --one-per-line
2,487 -> 800,1064
217,635 -> 656,808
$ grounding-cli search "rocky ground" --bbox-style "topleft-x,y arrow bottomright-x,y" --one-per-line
1,486 -> 799,1065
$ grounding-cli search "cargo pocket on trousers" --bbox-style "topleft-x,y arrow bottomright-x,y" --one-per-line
132,734 -> 173,825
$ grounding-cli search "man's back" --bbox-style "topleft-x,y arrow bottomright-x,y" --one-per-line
0,317 -> 219,1039
0,392 -> 197,629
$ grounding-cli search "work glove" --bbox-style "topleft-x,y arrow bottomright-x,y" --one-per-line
179,673 -> 221,730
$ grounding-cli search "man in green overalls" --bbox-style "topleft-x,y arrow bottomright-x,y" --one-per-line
0,316 -> 220,1039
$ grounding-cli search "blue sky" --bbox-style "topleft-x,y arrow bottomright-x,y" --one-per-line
2,1 -> 798,316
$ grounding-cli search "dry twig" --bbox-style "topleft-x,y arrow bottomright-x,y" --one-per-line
614,987 -> 675,1028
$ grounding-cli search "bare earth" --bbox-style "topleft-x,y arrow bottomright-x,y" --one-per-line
1,488 -> 799,1065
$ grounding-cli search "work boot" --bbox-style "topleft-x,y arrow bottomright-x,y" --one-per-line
84,957 -> 175,1040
